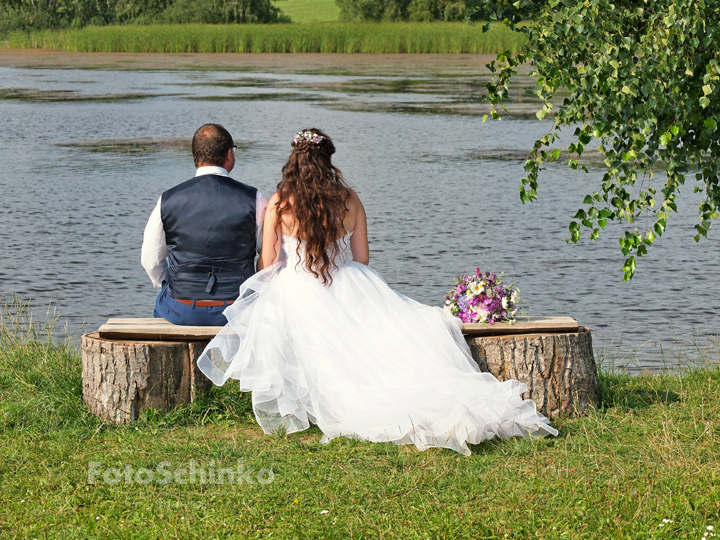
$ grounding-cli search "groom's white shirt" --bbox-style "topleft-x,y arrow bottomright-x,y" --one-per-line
141,166 -> 268,289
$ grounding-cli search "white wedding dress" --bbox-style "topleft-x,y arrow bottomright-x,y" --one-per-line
197,232 -> 558,456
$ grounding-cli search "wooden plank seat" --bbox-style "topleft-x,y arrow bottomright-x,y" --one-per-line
97,316 -> 580,341
83,315 -> 597,424
98,318 -> 222,341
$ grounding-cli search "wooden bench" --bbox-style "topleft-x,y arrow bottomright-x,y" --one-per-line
82,316 -> 598,424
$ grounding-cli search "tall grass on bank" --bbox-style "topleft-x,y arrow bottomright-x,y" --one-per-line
1,22 -> 527,53
2,297 -> 719,538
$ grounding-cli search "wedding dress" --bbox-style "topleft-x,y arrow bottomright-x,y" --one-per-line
197,232 -> 558,456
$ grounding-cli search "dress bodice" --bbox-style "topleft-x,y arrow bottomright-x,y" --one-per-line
280,232 -> 353,271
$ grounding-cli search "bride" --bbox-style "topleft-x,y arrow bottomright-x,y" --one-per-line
197,128 -> 558,456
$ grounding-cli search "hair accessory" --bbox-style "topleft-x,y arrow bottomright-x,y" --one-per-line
293,130 -> 326,146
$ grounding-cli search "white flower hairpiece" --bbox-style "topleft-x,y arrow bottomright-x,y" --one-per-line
293,130 -> 326,146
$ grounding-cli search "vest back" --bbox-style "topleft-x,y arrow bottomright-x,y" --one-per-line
161,174 -> 257,301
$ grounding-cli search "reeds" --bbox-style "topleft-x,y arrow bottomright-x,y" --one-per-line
2,22 -> 527,54
0,295 -> 60,347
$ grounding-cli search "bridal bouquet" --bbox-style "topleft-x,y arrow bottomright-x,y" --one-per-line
444,269 -> 519,324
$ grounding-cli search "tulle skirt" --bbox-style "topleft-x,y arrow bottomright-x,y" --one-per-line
197,260 -> 558,456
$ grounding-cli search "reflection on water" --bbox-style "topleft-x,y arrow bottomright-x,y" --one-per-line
184,93 -> 337,102
0,88 -> 173,102
0,52 -> 717,372
56,138 -> 191,154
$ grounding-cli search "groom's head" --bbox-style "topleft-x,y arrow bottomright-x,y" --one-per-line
192,124 -> 235,171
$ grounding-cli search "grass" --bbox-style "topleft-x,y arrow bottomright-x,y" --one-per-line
1,299 -> 719,538
1,22 -> 527,53
272,0 -> 340,23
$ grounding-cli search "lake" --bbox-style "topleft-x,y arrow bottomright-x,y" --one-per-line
0,51 -> 717,371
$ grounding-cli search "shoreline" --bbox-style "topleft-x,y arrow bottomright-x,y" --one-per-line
0,49 -> 499,70
0,49 -> 512,76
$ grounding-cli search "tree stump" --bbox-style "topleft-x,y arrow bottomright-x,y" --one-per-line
464,327 -> 599,418
82,318 -> 598,423
81,332 -> 213,424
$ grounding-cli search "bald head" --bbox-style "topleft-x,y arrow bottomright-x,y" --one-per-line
192,124 -> 234,168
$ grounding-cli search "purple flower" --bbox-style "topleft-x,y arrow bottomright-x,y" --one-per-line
445,269 -> 519,325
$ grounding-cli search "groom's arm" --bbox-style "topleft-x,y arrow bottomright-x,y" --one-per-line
256,190 -> 268,254
141,196 -> 169,288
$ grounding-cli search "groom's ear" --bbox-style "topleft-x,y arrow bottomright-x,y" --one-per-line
224,147 -> 236,173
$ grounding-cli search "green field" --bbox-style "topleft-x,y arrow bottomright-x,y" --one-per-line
1,303 -> 720,538
2,22 -> 527,53
273,0 -> 340,23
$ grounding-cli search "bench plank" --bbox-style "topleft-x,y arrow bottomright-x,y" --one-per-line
98,316 -> 579,341
99,319 -> 223,341
462,316 -> 579,336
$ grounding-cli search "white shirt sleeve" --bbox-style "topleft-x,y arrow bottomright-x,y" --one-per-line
256,190 -> 268,253
141,196 -> 168,288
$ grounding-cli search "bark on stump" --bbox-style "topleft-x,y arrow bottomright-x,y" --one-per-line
81,332 -> 213,424
464,327 -> 599,418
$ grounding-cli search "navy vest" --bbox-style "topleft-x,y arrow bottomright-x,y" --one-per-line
161,174 -> 257,301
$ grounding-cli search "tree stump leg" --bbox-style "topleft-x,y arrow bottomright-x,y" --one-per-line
464,327 -> 599,418
81,332 -> 214,424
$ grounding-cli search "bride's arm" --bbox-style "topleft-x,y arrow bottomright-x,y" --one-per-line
348,190 -> 369,265
257,193 -> 282,270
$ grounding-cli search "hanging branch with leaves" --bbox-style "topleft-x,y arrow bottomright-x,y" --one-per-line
472,0 -> 720,280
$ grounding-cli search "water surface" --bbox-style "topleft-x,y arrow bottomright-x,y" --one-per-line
0,52 -> 717,371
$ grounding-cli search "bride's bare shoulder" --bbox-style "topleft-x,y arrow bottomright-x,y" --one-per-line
345,188 -> 364,209
268,192 -> 281,206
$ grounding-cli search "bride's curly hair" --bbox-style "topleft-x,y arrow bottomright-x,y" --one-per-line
277,128 -> 351,285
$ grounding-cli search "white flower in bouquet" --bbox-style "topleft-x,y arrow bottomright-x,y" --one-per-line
468,282 -> 483,295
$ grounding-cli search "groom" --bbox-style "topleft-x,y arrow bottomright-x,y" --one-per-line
141,124 -> 267,326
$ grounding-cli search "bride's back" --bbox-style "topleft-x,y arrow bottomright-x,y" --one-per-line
278,192 -> 361,240
258,129 -> 369,276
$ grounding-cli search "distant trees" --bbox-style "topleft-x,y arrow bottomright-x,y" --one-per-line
0,0 -> 286,32
336,0 -> 473,22
157,0 -> 286,25
0,0 -> 117,30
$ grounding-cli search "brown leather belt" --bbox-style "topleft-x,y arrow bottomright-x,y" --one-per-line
176,299 -> 234,307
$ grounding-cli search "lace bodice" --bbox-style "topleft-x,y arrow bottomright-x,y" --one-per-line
280,232 -> 353,270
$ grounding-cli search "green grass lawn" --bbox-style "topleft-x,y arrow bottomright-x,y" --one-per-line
1,308 -> 719,538
273,0 -> 340,23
